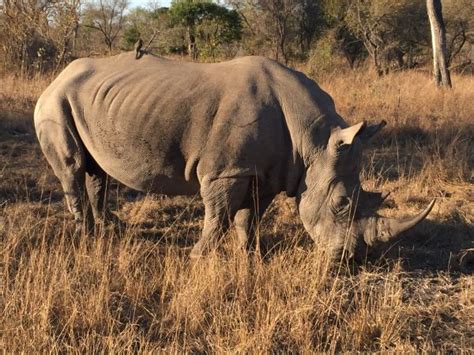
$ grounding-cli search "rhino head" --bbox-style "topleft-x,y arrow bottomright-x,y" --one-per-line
297,120 -> 435,261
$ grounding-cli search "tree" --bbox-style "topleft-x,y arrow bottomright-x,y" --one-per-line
259,0 -> 309,63
427,0 -> 451,87
341,0 -> 435,75
229,0 -> 320,63
295,0 -> 322,57
442,0 -> 474,70
345,0 -> 406,75
50,0 -> 81,71
122,7 -> 161,49
82,0 -> 128,52
169,0 -> 241,60
319,0 -> 366,69
0,0 -> 81,73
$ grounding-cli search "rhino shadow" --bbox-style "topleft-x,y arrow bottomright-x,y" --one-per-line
256,219 -> 473,274
353,215 -> 474,274
0,110 -> 36,144
364,123 -> 473,182
128,200 -> 204,248
124,195 -> 473,274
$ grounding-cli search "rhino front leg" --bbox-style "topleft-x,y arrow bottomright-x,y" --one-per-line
190,177 -> 250,259
234,194 -> 274,253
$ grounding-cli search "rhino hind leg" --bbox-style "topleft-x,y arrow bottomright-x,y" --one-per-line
190,177 -> 251,259
62,167 -> 93,234
235,192 -> 274,254
35,115 -> 91,232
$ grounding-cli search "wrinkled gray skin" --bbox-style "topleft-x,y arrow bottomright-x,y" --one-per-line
34,52 -> 435,260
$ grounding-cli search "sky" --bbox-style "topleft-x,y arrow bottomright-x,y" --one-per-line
129,0 -> 171,8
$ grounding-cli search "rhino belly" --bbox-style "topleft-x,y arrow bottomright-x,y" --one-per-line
87,144 -> 200,196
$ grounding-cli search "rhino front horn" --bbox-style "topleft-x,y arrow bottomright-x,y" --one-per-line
379,199 -> 436,241
363,199 -> 436,245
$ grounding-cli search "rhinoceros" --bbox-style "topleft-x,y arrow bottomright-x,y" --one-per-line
34,51 -> 435,260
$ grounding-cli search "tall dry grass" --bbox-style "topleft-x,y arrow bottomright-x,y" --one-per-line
0,68 -> 473,352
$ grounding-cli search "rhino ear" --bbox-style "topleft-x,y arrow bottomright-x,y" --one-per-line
358,120 -> 386,141
331,121 -> 367,145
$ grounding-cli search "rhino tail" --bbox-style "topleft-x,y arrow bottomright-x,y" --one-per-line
184,153 -> 199,182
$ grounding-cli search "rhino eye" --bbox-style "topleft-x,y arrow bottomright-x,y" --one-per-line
337,196 -> 351,208
332,196 -> 351,216
336,141 -> 350,152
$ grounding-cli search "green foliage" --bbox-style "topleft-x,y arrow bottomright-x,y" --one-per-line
170,0 -> 213,27
121,7 -> 186,55
306,32 -> 336,78
306,27 -> 361,79
169,1 -> 242,42
169,0 -> 242,59
123,26 -> 141,48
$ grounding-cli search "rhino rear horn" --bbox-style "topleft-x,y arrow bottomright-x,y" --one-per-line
359,189 -> 391,211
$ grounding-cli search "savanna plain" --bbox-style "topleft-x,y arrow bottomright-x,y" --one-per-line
0,67 -> 473,352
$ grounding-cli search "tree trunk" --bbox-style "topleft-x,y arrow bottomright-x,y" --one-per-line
106,37 -> 113,53
187,27 -> 197,61
279,36 -> 287,64
373,48 -> 383,77
72,22 -> 79,55
427,0 -> 452,88
276,23 -> 288,65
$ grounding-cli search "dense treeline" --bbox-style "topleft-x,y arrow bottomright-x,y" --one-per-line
0,0 -> 472,77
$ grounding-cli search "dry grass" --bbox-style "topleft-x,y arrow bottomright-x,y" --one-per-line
0,68 -> 473,352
